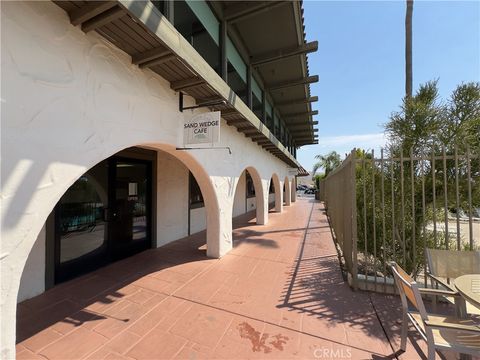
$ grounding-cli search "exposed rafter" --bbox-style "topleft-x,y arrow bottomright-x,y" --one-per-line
251,41 -> 318,67
276,96 -> 318,107
284,110 -> 318,119
291,129 -> 318,135
267,75 -> 318,91
171,77 -> 205,91
224,1 -> 288,24
196,96 -> 225,106
81,6 -> 125,32
140,54 -> 176,68
132,48 -> 171,65
295,136 -> 318,141
288,120 -> 318,128
69,1 -> 117,26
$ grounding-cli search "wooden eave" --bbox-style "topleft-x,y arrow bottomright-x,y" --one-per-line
53,0 -> 301,168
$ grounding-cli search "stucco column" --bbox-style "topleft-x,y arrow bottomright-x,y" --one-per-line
206,176 -> 233,258
291,177 -> 297,203
1,264 -> 18,360
285,179 -> 292,206
1,234 -> 32,360
256,178 -> 269,225
275,180 -> 283,212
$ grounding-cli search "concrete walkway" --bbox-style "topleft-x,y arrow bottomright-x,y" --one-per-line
16,198 -> 456,359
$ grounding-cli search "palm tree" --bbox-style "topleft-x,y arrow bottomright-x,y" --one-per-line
405,0 -> 414,98
312,151 -> 341,177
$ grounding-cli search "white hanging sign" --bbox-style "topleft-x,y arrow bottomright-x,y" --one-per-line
184,111 -> 221,145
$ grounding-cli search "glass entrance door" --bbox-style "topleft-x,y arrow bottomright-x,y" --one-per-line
55,161 -> 110,283
109,158 -> 151,260
54,154 -> 153,283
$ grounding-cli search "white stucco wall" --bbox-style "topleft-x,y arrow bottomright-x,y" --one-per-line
17,225 -> 46,303
1,2 -> 297,357
269,193 -> 275,204
246,197 -> 257,212
156,152 -> 189,247
190,207 -> 206,234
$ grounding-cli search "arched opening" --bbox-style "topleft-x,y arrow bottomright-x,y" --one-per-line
16,145 -> 220,303
284,176 -> 291,206
232,167 -> 266,225
270,173 -> 282,213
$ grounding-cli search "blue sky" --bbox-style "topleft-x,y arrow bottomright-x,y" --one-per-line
297,0 -> 480,173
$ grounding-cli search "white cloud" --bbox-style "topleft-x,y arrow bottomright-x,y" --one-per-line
297,132 -> 387,173
318,133 -> 386,150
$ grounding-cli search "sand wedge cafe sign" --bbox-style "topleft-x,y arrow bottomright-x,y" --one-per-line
184,111 -> 221,145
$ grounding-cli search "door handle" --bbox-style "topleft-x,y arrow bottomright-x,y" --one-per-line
103,208 -> 117,221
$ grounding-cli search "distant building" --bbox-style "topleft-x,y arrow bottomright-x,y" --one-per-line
1,1 -> 318,356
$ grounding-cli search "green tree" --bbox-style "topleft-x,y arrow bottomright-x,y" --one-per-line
385,80 -> 444,155
312,151 -> 341,177
357,81 -> 480,276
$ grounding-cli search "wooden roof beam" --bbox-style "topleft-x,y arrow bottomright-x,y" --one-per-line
140,54 -> 176,68
251,41 -> 318,67
220,108 -> 238,117
276,96 -> 319,107
225,1 -> 288,24
81,6 -> 126,33
284,110 -> 318,119
288,121 -> 318,128
245,133 -> 263,138
256,139 -> 270,145
171,77 -> 205,91
226,119 -> 250,126
262,145 -> 277,150
69,1 -> 117,26
291,129 -> 317,138
196,96 -> 225,106
132,48 -> 171,65
241,128 -> 260,135
267,75 -> 319,91
291,128 -> 318,134
295,136 -> 318,141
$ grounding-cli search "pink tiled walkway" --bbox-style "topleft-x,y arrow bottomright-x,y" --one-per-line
16,198 -> 453,359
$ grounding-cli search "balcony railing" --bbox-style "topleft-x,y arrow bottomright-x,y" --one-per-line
321,147 -> 480,291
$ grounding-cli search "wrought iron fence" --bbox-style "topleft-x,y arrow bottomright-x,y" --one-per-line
322,147 -> 480,292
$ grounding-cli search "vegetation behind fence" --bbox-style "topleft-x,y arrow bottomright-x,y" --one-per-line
322,147 -> 479,291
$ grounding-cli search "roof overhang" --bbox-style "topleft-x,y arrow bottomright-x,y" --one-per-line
219,0 -> 318,145
53,0 -> 318,168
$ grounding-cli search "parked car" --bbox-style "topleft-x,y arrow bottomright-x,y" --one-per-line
304,188 -> 315,194
448,208 -> 470,221
474,207 -> 480,219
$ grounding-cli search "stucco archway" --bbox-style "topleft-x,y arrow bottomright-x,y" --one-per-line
232,167 -> 267,225
14,142 -> 221,288
5,142 -> 223,359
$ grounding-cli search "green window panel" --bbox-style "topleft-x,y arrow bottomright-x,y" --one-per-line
252,78 -> 262,102
185,0 -> 219,45
266,101 -> 273,117
227,37 -> 247,82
